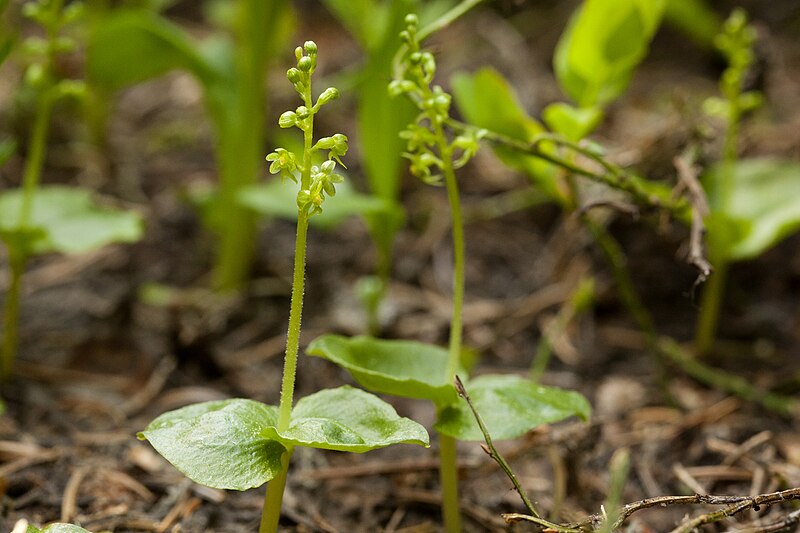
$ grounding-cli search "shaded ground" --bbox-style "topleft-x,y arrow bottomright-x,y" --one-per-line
2,1 -> 800,532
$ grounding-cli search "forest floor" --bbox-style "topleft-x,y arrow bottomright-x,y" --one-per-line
2,1 -> 800,532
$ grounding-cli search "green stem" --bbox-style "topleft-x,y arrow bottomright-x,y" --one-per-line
434,122 -> 465,533
1,254 -> 25,380
277,208 -> 309,431
260,448 -> 293,533
438,432 -> 462,533
695,259 -> 727,355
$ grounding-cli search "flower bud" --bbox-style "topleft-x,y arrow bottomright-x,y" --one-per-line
304,41 -> 317,55
405,14 -> 418,27
287,68 -> 303,85
317,87 -> 340,106
295,106 -> 310,119
278,111 -> 297,128
298,56 -> 313,72
295,46 -> 303,61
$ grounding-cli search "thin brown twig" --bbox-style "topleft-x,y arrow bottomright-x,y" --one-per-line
674,151 -> 713,286
504,488 -> 800,532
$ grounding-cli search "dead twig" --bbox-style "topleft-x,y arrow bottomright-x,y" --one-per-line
674,151 -> 713,287
505,487 -> 800,532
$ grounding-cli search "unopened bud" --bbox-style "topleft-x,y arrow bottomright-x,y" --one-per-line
298,56 -> 313,72
317,87 -> 339,106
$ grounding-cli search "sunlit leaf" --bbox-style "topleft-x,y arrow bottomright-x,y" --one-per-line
0,186 -> 143,256
555,0 -> 666,107
139,399 -> 286,491
542,102 -> 603,142
265,386 -> 430,452
705,159 -> 800,261
435,374 -> 591,441
451,68 -> 564,203
307,334 -> 459,405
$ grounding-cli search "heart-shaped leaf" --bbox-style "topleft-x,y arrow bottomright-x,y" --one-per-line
264,386 -> 429,452
704,158 -> 800,261
139,399 -> 286,491
435,374 -> 591,441
307,335 -> 458,405
0,186 -> 143,256
26,525 -> 93,533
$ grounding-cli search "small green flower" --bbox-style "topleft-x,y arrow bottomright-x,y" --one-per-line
266,148 -> 298,182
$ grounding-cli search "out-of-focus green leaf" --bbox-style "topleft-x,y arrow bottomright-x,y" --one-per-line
87,9 -> 218,91
0,186 -> 143,256
238,179 -> 398,230
0,139 -> 15,166
263,386 -> 430,452
555,0 -> 666,107
139,399 -> 286,491
705,159 -> 800,261
435,374 -> 591,441
451,68 -> 564,203
307,334 -> 459,405
664,0 -> 720,49
542,102 -> 603,142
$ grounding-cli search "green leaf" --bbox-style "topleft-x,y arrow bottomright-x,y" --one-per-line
238,179 -> 398,230
704,159 -> 800,261
435,374 -> 591,441
555,0 -> 666,107
139,399 -> 286,491
0,138 -> 15,166
451,68 -> 564,203
542,102 -> 603,142
0,186 -> 143,256
29,525 -> 93,533
664,0 -> 721,49
264,386 -> 430,452
86,9 -> 217,91
307,334 -> 458,405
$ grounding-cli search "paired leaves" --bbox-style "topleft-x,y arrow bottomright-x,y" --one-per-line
308,335 -> 591,442
139,387 -> 428,490
0,186 -> 143,256
436,374 -> 591,441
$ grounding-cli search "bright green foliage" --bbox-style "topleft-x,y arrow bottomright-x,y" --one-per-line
86,10 -> 215,90
263,386 -> 429,452
435,374 -> 591,441
704,159 -> 800,262
139,400 -> 286,491
139,388 -> 427,490
542,102 -> 603,143
308,335 -> 458,405
87,1 -> 289,291
555,0 -> 666,108
451,68 -> 564,202
663,0 -> 720,49
26,524 -> 93,533
0,187 -> 142,255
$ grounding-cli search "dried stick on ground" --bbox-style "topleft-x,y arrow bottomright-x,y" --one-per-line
504,487 -> 800,532
674,150 -> 713,286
